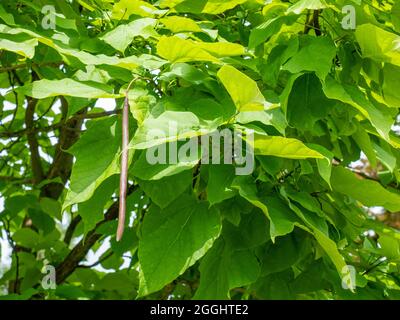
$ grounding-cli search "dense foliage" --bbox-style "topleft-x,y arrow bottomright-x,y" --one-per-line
1,0 -> 400,300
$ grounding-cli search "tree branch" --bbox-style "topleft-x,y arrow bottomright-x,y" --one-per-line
55,184 -> 136,284
0,176 -> 32,184
41,97 -> 85,199
25,98 -> 45,184
77,251 -> 114,269
63,215 -> 82,245
0,110 -> 121,138
0,61 -> 63,73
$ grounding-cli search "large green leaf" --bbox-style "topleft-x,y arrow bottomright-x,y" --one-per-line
131,111 -> 221,149
20,79 -> 119,99
63,117 -> 126,209
280,189 -> 348,282
159,0 -> 248,14
331,166 -> 400,212
287,0 -> 328,14
100,18 -> 157,52
322,77 -> 394,141
111,0 -> 159,19
132,143 -> 200,181
157,36 -> 245,63
355,24 -> 400,66
382,63 -> 400,108
250,134 -> 324,159
286,73 -> 334,131
207,164 -> 236,206
194,212 -> 267,299
138,195 -> 221,296
265,196 -> 303,242
78,176 -> 117,233
0,35 -> 37,58
283,36 -> 336,79
231,176 -> 269,218
249,15 -> 298,49
138,170 -> 193,208
160,16 -> 202,33
217,65 -> 266,112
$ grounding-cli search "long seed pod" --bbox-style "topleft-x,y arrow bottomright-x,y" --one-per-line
116,82 -> 133,241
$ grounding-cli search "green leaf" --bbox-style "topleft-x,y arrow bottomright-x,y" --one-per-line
286,73 -> 334,131
283,36 -> 336,79
131,111 -> 221,149
378,235 -> 400,260
207,164 -> 236,206
236,109 -> 287,135
280,189 -> 348,280
322,77 -> 394,141
132,142 -> 200,180
0,4 -> 15,25
161,0 -> 248,14
63,117 -> 126,209
0,36 -> 37,58
249,15 -> 298,49
157,36 -> 245,63
352,124 -> 378,168
194,238 -> 260,299
111,0 -> 159,19
138,195 -> 221,296
100,18 -> 157,52
39,198 -> 61,220
355,24 -> 400,66
308,143 -> 333,188
13,229 -> 39,248
232,176 -> 269,218
331,166 -> 400,212
160,16 -> 202,33
382,63 -> 400,108
217,65 -> 266,112
392,2 -> 400,32
68,118 -> 120,194
201,0 -> 248,14
78,176 -> 117,234
194,214 -> 266,299
260,233 -> 303,276
20,79 -> 119,99
138,170 -> 192,208
5,195 -> 37,216
157,36 -> 218,63
265,196 -> 302,242
250,134 -> 324,159
287,0 -> 328,14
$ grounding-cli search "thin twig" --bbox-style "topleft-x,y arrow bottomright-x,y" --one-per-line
77,251 -> 114,269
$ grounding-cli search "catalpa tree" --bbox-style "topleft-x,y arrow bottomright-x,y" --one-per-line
0,0 -> 400,300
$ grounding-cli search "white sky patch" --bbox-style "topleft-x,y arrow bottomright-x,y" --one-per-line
1,114 -> 14,124
0,88 -> 9,96
3,100 -> 16,111
49,135 -> 58,146
95,98 -> 116,112
0,228 -> 12,277
39,146 -> 53,164
84,236 -> 112,273
52,99 -> 62,115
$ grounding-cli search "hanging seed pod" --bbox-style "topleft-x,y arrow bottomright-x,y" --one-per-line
116,86 -> 131,242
